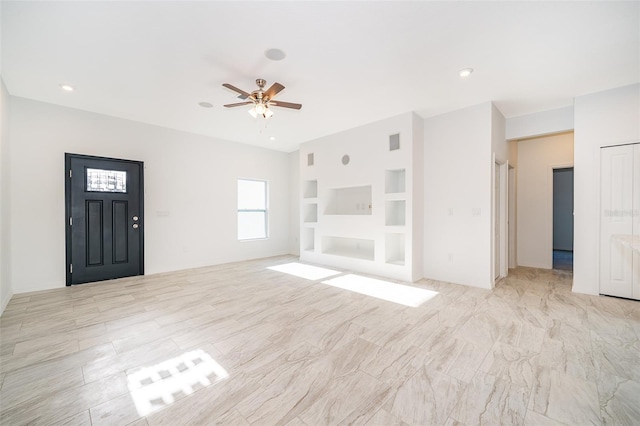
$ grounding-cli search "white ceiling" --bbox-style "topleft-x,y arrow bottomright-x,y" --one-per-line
2,1 -> 638,152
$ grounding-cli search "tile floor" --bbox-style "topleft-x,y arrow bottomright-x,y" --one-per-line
0,256 -> 639,425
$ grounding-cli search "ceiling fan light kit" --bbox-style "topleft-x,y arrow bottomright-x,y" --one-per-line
248,105 -> 273,119
223,78 -> 302,120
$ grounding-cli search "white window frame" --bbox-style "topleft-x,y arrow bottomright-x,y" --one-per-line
237,178 -> 269,241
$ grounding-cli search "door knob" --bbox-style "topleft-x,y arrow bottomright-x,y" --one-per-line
132,223 -> 139,229
133,216 -> 139,221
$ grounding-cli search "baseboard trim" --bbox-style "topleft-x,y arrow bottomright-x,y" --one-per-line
0,289 -> 13,316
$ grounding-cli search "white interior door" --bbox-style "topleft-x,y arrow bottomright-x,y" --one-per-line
600,144 -> 635,298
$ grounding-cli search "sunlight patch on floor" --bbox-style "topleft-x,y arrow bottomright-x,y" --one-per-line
267,262 -> 342,280
321,274 -> 439,307
127,349 -> 228,416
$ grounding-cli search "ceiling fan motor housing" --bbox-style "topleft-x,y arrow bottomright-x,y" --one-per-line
223,79 -> 302,111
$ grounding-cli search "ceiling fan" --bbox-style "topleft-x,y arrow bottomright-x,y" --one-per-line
223,79 -> 302,119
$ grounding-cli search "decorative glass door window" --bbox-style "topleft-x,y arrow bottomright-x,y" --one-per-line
86,168 -> 127,193
237,179 -> 268,240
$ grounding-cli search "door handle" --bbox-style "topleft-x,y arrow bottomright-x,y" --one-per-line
133,216 -> 139,221
133,223 -> 139,229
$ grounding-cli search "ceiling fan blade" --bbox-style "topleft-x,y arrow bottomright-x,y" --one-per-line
270,100 -> 302,110
223,101 -> 253,108
222,83 -> 251,99
264,82 -> 285,101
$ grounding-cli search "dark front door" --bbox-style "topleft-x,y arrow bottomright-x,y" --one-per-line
65,154 -> 144,285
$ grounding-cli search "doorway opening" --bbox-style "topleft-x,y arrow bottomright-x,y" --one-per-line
552,167 -> 574,271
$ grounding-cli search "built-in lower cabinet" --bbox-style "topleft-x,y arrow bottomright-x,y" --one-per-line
600,143 -> 640,300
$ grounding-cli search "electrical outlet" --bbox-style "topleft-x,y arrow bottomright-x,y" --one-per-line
472,208 -> 481,217
448,208 -> 454,216
448,253 -> 454,262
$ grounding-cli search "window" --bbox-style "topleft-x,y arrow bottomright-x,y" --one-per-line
237,179 -> 268,240
86,168 -> 127,193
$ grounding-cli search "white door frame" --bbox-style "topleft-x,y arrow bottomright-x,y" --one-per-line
493,158 -> 509,283
508,165 -> 517,269
548,162 -> 574,268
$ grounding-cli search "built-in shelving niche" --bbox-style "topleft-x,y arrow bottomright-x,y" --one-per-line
304,180 -> 318,199
325,185 -> 372,215
302,228 -> 315,252
322,236 -> 375,261
304,203 -> 318,223
385,233 -> 405,265
385,169 -> 406,194
385,200 -> 406,226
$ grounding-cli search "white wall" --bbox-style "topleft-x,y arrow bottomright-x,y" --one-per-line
9,97 -> 292,293
492,104 -> 508,164
411,113 -> 424,281
506,106 -> 574,141
516,132 -> 573,269
288,150 -> 300,256
0,79 -> 12,314
423,102 -> 493,289
574,83 -> 640,295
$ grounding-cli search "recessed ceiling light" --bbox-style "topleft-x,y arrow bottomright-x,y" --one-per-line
459,68 -> 474,78
269,136 -> 276,141
265,48 -> 286,61
198,102 -> 213,108
59,84 -> 75,91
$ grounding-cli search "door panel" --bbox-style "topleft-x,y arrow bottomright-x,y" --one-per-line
87,200 -> 104,266
600,145 -> 634,298
113,200 -> 129,263
66,154 -> 144,285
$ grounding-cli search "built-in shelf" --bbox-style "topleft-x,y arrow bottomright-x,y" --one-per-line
304,203 -> 318,223
385,200 -> 406,226
322,236 -> 375,261
385,233 -> 405,265
325,185 -> 372,215
302,228 -> 315,252
298,113 -> 423,282
385,169 -> 406,194
303,180 -> 318,199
